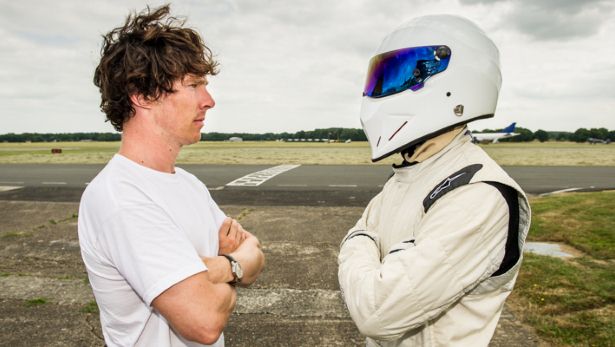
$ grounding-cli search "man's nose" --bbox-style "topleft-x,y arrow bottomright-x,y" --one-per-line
200,87 -> 215,109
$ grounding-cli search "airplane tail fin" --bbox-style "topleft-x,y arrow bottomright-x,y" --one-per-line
502,122 -> 516,133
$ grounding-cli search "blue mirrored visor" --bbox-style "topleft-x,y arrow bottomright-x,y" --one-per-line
363,45 -> 451,98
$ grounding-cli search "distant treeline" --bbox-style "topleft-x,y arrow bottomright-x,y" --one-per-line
481,127 -> 615,143
201,128 -> 368,142
0,128 -> 368,143
1,127 -> 614,143
0,132 -> 121,142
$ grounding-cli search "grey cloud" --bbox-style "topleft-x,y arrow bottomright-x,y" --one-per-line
459,0 -> 505,4
461,0 -> 603,12
1,0 -> 613,133
508,2 -> 613,40
461,0 -> 615,40
513,69 -> 615,100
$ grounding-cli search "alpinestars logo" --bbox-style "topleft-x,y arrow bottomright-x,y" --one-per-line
423,164 -> 483,213
429,172 -> 466,200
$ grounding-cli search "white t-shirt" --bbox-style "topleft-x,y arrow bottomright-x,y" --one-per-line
78,154 -> 226,347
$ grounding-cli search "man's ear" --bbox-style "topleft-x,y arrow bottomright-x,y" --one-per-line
130,93 -> 154,110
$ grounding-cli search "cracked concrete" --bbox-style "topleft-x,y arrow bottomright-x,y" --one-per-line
0,201 -> 542,346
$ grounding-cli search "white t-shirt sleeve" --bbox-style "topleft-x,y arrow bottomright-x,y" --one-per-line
198,179 -> 226,229
209,198 -> 227,229
98,203 -> 207,306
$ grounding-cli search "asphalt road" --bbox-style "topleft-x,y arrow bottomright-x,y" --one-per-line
1,164 -> 614,204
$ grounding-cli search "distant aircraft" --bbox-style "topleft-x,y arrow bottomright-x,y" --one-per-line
587,137 -> 611,144
471,122 -> 519,144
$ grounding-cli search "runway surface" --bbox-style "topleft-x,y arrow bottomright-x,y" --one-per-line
1,163 -> 614,204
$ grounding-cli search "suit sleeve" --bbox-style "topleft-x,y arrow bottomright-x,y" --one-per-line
338,183 -> 509,340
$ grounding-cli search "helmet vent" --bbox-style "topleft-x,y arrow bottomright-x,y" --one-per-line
454,105 -> 464,117
388,121 -> 408,141
377,136 -> 381,147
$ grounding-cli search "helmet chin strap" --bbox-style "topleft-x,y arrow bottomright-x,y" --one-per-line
402,149 -> 417,163
393,126 -> 466,168
392,145 -> 421,168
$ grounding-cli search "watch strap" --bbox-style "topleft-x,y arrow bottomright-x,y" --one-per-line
222,254 -> 240,284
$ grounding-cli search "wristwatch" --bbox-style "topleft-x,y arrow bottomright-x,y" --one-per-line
222,254 -> 243,285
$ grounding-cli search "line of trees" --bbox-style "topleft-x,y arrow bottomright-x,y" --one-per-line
201,128 -> 368,142
0,127 -> 613,143
476,127 -> 615,143
0,132 -> 121,142
0,128 -> 368,143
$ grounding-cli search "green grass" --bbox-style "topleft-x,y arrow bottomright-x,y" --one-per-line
529,191 -> 615,259
81,300 -> 99,314
1,140 -> 614,166
509,191 -> 615,346
1,231 -> 32,239
25,297 -> 48,306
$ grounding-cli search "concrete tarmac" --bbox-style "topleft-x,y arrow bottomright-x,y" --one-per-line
3,162 -> 603,345
0,200 -> 542,346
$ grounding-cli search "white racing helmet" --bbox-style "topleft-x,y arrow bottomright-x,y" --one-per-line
360,15 -> 502,161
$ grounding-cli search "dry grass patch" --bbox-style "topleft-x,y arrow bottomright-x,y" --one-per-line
482,142 -> 615,166
2,140 -> 614,165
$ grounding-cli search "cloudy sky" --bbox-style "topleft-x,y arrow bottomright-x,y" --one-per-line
1,0 -> 614,134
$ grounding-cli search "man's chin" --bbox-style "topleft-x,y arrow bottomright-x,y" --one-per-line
180,134 -> 202,146
191,133 -> 202,144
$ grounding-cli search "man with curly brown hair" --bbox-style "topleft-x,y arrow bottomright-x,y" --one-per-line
78,5 -> 264,346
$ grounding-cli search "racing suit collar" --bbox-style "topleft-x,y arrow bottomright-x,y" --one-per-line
403,126 -> 466,164
393,126 -> 471,178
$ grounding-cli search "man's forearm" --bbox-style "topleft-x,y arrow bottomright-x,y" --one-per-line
203,250 -> 264,286
231,248 -> 265,286
202,256 -> 234,284
152,271 -> 237,345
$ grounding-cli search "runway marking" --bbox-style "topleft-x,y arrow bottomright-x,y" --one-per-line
539,187 -> 582,197
42,182 -> 67,185
208,186 -> 225,191
226,165 -> 300,187
0,186 -> 23,192
328,184 -> 357,188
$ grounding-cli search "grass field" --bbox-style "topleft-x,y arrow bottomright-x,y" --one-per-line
511,191 -> 615,346
1,140 -> 614,166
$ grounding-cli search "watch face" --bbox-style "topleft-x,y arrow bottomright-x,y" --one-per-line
233,262 -> 243,279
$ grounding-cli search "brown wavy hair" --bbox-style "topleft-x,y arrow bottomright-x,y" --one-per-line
93,4 -> 218,131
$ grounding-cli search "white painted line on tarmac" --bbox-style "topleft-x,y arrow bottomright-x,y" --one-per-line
0,186 -> 23,192
42,182 -> 67,185
226,165 -> 300,187
208,186 -> 225,191
328,184 -> 358,188
539,187 -> 582,197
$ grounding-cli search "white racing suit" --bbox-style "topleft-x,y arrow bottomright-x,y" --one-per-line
338,130 -> 530,346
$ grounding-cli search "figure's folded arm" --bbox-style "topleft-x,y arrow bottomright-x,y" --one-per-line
338,183 -> 509,340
